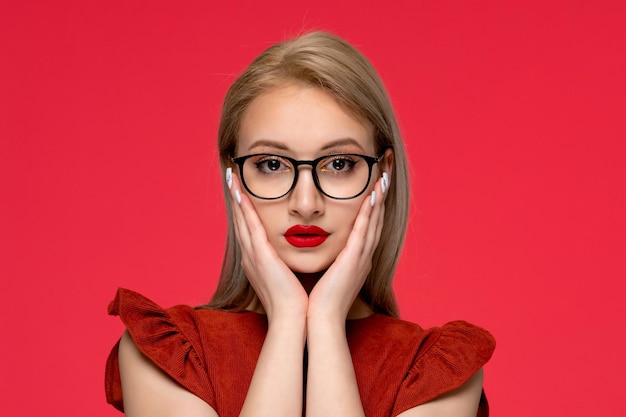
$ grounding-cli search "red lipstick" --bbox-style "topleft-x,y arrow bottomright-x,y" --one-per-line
284,225 -> 330,248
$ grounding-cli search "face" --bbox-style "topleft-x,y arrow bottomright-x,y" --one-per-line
235,84 -> 390,274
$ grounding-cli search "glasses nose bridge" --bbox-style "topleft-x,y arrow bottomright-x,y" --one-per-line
291,159 -> 321,192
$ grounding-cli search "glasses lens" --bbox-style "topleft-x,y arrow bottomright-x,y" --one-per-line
317,154 -> 371,199
241,155 -> 295,199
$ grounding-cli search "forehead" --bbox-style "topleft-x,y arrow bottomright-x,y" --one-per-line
237,84 -> 374,156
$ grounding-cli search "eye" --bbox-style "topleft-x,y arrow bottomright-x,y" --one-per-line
320,155 -> 357,174
254,156 -> 291,174
264,159 -> 282,171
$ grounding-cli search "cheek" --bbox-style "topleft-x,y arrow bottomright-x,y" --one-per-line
248,201 -> 282,234
333,198 -> 366,231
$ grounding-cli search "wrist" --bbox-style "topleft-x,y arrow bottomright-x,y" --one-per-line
266,312 -> 307,344
261,292 -> 308,322
306,310 -> 346,334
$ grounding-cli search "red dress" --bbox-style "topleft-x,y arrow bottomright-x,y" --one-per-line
105,288 -> 495,416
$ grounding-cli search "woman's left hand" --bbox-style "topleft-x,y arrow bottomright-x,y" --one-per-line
307,174 -> 388,322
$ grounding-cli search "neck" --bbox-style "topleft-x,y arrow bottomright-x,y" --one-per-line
295,271 -> 324,294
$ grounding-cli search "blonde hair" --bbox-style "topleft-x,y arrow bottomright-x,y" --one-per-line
205,32 -> 409,317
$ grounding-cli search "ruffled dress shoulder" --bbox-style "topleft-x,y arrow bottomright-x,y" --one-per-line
346,315 -> 495,416
105,288 -> 268,414
105,288 -> 495,416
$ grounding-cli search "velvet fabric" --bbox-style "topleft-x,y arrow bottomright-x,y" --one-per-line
105,288 -> 495,416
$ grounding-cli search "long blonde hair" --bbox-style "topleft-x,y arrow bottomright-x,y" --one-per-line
205,32 -> 409,317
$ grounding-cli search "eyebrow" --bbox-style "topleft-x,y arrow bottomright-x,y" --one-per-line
247,138 -> 366,153
320,138 -> 366,152
247,140 -> 290,151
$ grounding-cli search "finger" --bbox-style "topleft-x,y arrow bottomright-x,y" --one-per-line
364,177 -> 385,255
374,172 -> 390,245
232,181 -> 271,248
229,171 -> 278,262
241,202 -> 272,255
233,203 -> 252,250
373,203 -> 385,254
343,187 -> 376,257
228,170 -> 252,250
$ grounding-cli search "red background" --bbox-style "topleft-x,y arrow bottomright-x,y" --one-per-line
2,1 -> 625,415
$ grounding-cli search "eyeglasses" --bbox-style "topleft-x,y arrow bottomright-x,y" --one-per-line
231,153 -> 383,200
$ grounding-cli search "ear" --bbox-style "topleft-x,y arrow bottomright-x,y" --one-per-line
228,158 -> 240,179
381,147 -> 394,180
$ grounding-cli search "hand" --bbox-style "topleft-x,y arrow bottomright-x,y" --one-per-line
307,173 -> 389,322
227,168 -> 309,322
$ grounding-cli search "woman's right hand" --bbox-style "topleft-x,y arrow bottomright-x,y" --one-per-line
227,167 -> 309,322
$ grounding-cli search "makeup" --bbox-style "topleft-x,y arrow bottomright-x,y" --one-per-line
284,225 -> 330,248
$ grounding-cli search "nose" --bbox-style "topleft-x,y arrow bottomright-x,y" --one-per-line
288,167 -> 325,218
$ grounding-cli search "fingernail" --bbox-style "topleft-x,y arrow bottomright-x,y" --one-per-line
235,189 -> 241,204
226,167 -> 232,189
370,191 -> 376,207
382,172 -> 389,194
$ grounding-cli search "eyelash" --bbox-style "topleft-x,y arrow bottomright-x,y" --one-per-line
321,155 -> 358,172
255,156 -> 290,173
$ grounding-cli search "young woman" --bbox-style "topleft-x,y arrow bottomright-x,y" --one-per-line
105,31 -> 495,417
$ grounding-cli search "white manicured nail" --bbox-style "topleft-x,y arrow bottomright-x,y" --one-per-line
382,172 -> 389,194
380,172 -> 388,194
370,191 -> 376,206
226,167 -> 232,189
235,189 -> 241,204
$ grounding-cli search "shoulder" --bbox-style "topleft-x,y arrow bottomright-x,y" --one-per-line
106,288 -> 211,379
105,288 -> 248,414
397,319 -> 494,416
118,330 -> 218,417
350,315 -> 495,417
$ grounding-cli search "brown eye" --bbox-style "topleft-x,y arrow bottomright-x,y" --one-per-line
320,155 -> 357,174
266,159 -> 281,171
332,159 -> 346,170
254,156 -> 291,175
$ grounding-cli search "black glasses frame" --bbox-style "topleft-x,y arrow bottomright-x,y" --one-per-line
231,153 -> 384,200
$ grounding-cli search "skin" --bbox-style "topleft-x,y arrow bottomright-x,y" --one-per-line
118,84 -> 484,417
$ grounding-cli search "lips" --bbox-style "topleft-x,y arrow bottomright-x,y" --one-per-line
284,225 -> 330,248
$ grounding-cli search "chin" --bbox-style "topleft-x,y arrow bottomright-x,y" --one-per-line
287,261 -> 333,275
281,253 -> 335,275
272,236 -> 345,275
